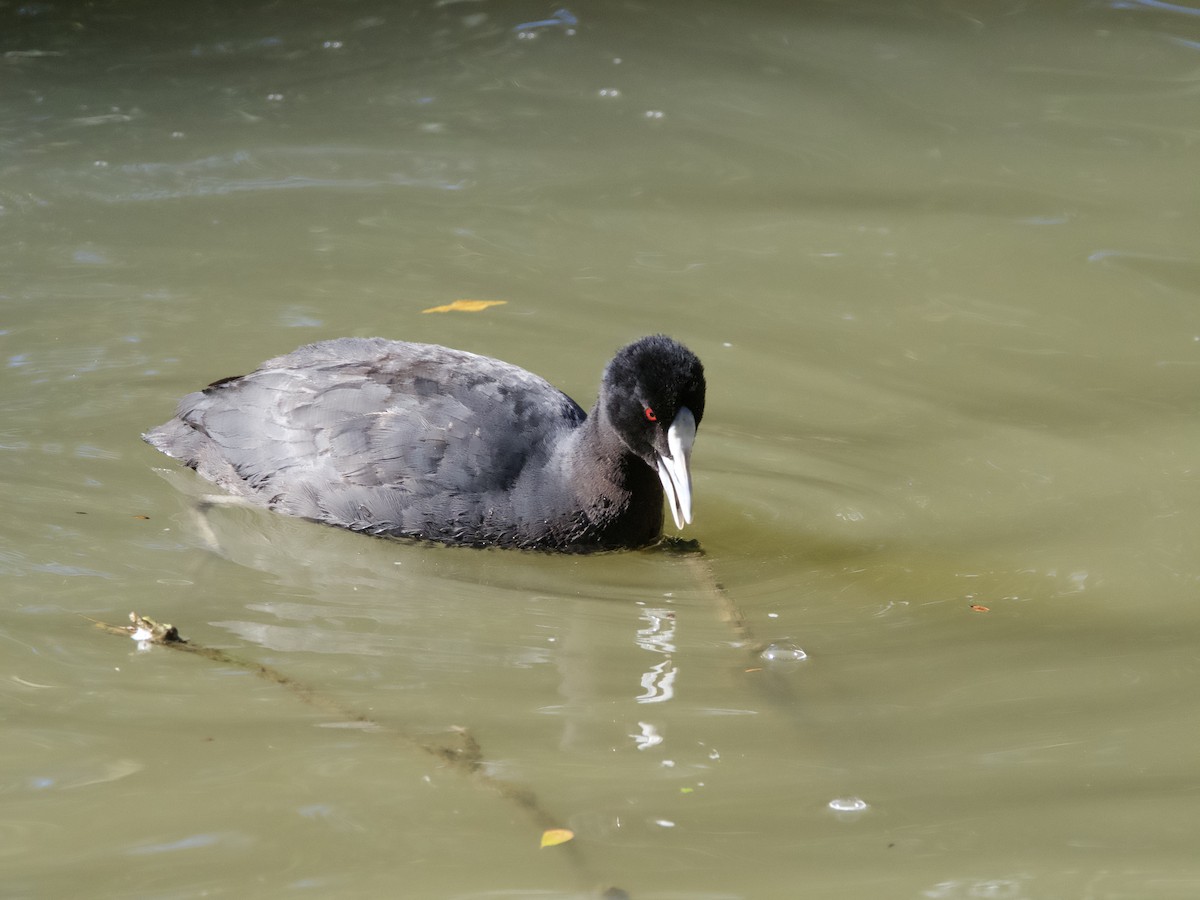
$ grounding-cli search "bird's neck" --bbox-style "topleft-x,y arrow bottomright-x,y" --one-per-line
550,405 -> 663,547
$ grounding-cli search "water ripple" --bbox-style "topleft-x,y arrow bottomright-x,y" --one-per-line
32,148 -> 469,205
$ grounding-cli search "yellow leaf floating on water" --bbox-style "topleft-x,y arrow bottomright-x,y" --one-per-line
421,299 -> 507,314
540,828 -> 575,849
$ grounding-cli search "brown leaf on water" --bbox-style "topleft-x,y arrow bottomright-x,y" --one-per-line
540,828 -> 575,849
421,299 -> 507,314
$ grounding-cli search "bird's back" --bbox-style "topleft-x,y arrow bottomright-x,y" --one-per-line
145,338 -> 587,541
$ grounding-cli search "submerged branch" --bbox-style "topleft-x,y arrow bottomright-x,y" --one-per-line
656,539 -> 762,652
88,611 -> 628,900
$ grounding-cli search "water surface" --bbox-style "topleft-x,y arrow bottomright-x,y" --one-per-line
4,1 -> 1200,897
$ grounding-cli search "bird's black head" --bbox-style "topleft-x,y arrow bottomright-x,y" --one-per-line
600,335 -> 705,529
601,335 -> 705,454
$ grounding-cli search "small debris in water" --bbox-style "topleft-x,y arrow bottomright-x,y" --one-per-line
539,828 -> 574,849
421,298 -> 506,314
122,612 -> 183,644
758,641 -> 808,664
828,797 -> 869,813
512,8 -> 577,36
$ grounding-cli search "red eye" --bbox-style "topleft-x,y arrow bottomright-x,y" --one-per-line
644,407 -> 657,422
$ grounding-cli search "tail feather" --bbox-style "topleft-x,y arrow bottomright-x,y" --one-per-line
143,418 -> 202,468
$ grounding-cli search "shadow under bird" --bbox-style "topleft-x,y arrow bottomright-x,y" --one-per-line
144,334 -> 706,552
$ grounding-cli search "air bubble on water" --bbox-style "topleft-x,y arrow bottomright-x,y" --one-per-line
828,797 -> 868,812
759,641 -> 807,664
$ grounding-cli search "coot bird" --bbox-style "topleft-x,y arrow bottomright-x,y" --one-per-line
144,335 -> 705,551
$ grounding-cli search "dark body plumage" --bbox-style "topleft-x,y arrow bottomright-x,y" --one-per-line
144,336 -> 705,552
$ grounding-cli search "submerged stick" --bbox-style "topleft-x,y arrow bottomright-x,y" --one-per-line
89,612 -> 629,900
657,539 -> 762,652
658,541 -> 812,715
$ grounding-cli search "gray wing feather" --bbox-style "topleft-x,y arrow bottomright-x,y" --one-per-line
146,338 -> 586,534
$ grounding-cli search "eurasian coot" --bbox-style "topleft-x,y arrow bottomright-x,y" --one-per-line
144,335 -> 706,551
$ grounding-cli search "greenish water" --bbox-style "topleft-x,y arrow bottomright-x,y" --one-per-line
4,1 -> 1200,897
